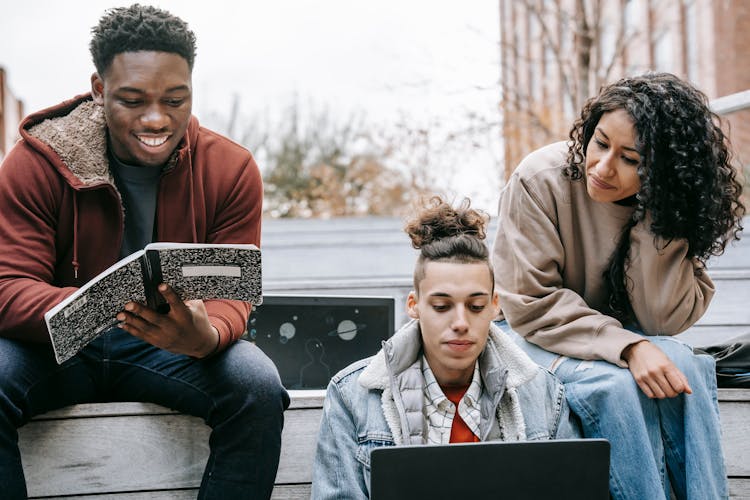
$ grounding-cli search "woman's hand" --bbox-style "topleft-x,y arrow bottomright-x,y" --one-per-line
621,340 -> 693,399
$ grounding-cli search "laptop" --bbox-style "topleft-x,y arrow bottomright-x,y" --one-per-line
248,294 -> 395,389
370,438 -> 610,500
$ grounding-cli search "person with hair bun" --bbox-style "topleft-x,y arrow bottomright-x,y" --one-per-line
492,72 -> 744,500
312,196 -> 580,499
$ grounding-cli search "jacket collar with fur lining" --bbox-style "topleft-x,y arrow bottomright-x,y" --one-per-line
359,319 -> 539,391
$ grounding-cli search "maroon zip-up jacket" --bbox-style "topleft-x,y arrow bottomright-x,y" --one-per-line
0,94 -> 262,352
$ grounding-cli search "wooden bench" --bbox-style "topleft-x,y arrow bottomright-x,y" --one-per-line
17,388 -> 750,498
19,390 -> 325,499
722,389 -> 750,498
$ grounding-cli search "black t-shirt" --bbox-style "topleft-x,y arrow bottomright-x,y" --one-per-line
109,152 -> 162,258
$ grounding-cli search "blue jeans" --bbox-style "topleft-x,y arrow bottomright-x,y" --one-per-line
0,328 -> 290,499
495,321 -> 727,500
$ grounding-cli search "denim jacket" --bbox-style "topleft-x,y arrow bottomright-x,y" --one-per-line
311,320 -> 580,499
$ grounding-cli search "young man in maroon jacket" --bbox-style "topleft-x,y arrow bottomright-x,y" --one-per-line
0,5 -> 288,498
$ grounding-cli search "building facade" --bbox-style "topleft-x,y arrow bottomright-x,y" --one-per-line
499,0 -> 750,181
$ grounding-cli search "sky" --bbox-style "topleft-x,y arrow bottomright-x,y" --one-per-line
0,1 -> 503,211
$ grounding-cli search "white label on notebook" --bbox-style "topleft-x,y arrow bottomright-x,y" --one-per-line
181,265 -> 242,277
63,296 -> 88,318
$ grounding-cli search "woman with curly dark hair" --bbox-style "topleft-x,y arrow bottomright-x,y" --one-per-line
492,72 -> 744,500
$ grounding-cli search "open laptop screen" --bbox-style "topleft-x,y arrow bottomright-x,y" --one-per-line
248,294 -> 395,389
370,439 -> 610,500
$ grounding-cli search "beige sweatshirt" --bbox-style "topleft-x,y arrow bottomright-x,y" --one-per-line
492,142 -> 714,367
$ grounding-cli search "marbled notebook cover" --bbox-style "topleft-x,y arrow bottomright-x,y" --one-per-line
45,243 -> 261,364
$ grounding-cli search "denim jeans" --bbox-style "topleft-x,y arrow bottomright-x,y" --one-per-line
495,321 -> 728,500
0,328 -> 290,500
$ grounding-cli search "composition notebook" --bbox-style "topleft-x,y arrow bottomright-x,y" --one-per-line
45,242 -> 262,364
370,438 -> 610,500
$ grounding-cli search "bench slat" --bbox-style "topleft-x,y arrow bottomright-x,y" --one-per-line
30,484 -> 312,499
35,492 -> 197,500
21,400 -> 323,497
720,400 -> 750,476
22,414 -> 208,496
33,390 -> 326,421
276,408 -> 323,484
729,478 -> 750,499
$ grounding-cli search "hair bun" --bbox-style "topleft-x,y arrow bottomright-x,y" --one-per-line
405,196 -> 488,249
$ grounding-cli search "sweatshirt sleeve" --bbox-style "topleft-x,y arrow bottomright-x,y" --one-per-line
0,144 -> 78,342
492,167 -> 644,367
626,218 -> 714,335
202,152 -> 262,351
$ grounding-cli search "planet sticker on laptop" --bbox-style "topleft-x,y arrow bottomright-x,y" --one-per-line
328,319 -> 367,341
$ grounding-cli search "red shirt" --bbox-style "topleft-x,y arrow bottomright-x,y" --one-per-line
441,384 -> 480,443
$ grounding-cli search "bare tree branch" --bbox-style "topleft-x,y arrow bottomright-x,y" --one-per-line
499,0 -> 641,178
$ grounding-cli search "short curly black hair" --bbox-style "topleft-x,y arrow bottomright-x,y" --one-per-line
90,4 -> 197,75
566,72 -> 745,323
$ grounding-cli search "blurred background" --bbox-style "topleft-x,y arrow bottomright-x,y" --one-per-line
1,1 -> 747,217
0,0 -> 503,214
